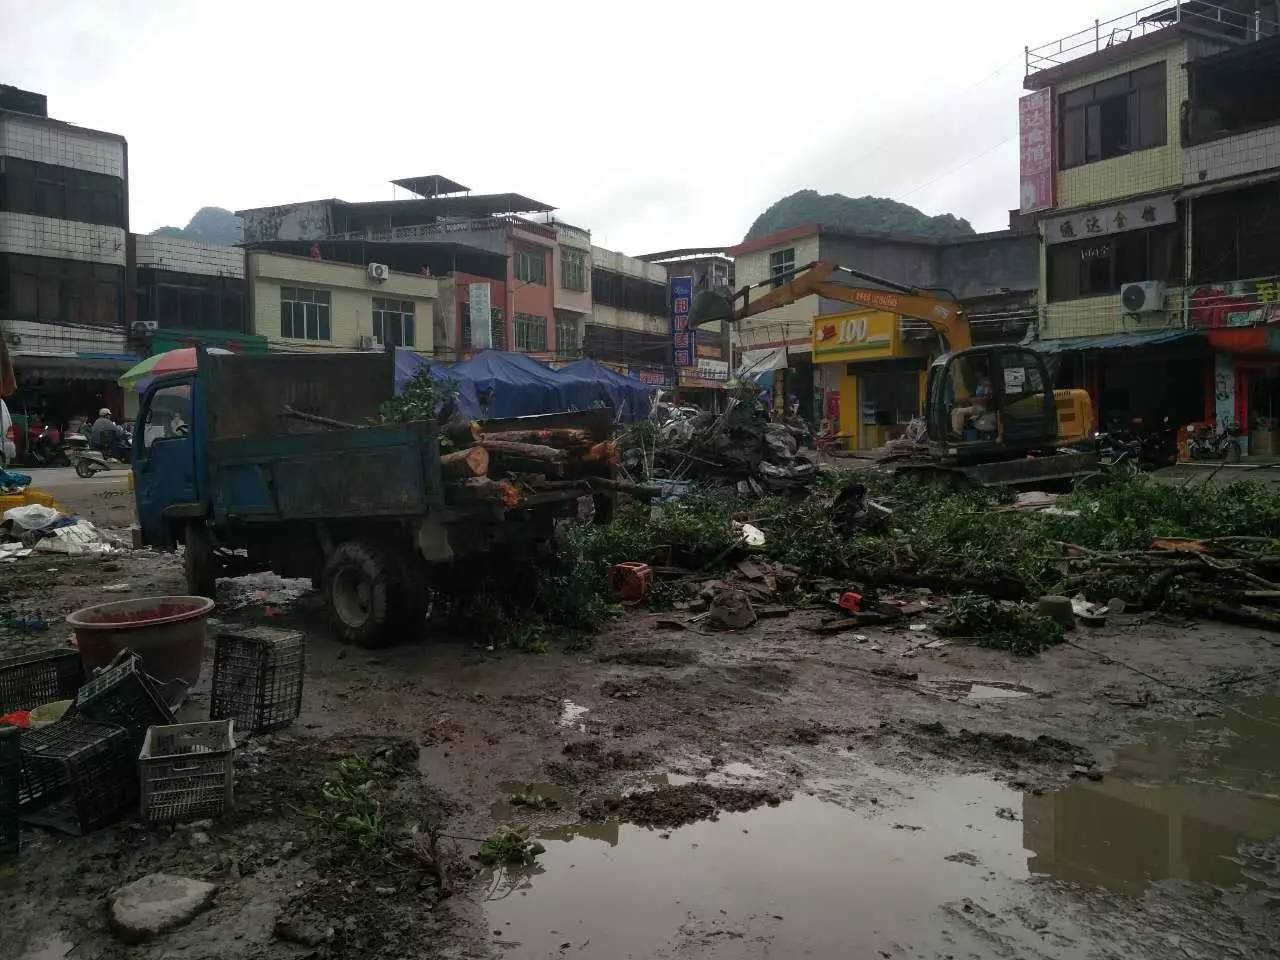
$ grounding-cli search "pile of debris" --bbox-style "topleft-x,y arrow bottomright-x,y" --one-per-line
437,418 -> 620,509
625,398 -> 819,495
1,503 -> 121,561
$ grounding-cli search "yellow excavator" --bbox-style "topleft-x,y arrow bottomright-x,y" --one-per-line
691,260 -> 1100,487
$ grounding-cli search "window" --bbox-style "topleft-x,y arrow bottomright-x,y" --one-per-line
0,253 -> 121,326
372,296 -> 415,347
136,269 -> 246,332
279,286 -> 331,340
1059,63 -> 1166,168
560,247 -> 587,291
591,268 -> 668,316
514,247 -> 547,285
0,157 -> 125,227
1046,224 -> 1180,302
1191,182 -> 1280,283
769,248 -> 796,287
555,314 -> 579,358
514,312 -> 547,352
141,383 -> 192,452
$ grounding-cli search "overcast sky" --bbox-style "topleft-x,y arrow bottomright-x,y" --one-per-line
3,0 -> 1144,254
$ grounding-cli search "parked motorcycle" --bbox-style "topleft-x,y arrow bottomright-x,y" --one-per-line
1188,421 -> 1243,461
25,423 -> 69,467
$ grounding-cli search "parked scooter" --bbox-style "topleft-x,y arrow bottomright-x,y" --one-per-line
74,429 -> 133,478
1188,421 -> 1243,461
25,422 -> 69,467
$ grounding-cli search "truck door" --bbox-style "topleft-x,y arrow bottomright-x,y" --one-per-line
133,379 -> 197,548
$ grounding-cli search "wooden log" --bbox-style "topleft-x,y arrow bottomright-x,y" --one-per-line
588,477 -> 663,500
479,439 -> 568,462
489,456 -> 566,479
442,414 -> 482,448
282,405 -> 360,430
441,446 -> 489,480
446,477 -> 522,508
482,428 -> 591,448
581,440 -> 618,465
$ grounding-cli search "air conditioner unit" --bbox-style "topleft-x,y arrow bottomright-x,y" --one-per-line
357,335 -> 375,350
367,262 -> 391,282
1120,281 -> 1166,314
131,320 -> 159,335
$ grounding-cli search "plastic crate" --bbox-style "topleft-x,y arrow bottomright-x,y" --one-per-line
0,649 -> 84,713
139,720 -> 235,823
211,627 -> 305,734
72,654 -> 173,749
17,718 -> 136,835
1,726 -> 19,857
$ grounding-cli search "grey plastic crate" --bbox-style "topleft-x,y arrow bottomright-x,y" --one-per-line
210,627 -> 305,734
139,720 -> 235,823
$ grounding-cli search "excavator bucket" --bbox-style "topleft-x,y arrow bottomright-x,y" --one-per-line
690,288 -> 734,328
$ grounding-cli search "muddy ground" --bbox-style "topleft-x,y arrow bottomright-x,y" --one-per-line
4,474 -> 1280,959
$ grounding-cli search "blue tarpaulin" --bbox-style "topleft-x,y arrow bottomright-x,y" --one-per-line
394,350 -> 660,421
557,358 -> 656,423
393,350 -> 483,419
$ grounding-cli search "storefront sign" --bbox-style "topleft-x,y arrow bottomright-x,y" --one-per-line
1045,194 -> 1175,245
812,310 -> 899,362
630,366 -> 674,387
678,371 -> 726,389
670,276 -> 694,367
695,357 -> 729,380
1019,89 -> 1055,214
695,343 -> 722,359
151,329 -> 269,354
1189,275 -> 1280,329
468,282 -> 492,348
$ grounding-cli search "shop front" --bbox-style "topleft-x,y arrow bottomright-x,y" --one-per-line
7,353 -> 137,462
675,357 -> 729,412
1207,325 -> 1280,457
811,310 -> 930,450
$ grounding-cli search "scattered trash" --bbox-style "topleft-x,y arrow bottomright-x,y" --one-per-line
608,562 -> 653,602
739,523 -> 766,548
1071,595 -> 1108,627
708,586 -> 757,630
838,592 -> 863,613
101,582 -> 131,593
908,623 -> 929,633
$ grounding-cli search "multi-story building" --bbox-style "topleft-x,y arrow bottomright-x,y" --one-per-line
238,176 -> 559,360
551,220 -> 591,362
0,84 -> 132,430
727,222 -> 1038,443
586,246 -> 671,384
1020,0 -> 1278,443
639,247 -> 734,397
131,235 -> 257,352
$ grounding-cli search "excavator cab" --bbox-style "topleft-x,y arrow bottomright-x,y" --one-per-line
925,346 -> 1057,461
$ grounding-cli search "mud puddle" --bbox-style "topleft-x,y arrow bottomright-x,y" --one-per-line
485,694 -> 1280,957
1024,693 -> 1280,895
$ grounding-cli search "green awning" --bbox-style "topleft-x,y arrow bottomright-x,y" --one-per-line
1025,330 -> 1204,354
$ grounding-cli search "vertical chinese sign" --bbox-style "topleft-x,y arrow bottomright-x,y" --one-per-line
468,282 -> 491,349
670,275 -> 694,367
1019,88 -> 1055,215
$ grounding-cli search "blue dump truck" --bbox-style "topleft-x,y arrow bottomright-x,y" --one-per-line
131,350 -> 616,647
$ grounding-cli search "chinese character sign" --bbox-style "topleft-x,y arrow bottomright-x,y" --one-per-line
670,275 -> 694,367
468,282 -> 492,349
1045,195 -> 1176,246
1019,89 -> 1055,215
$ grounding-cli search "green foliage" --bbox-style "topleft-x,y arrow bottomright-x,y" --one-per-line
577,497 -> 740,569
509,791 -> 560,811
745,189 -> 975,242
473,830 -> 545,866
937,593 -> 1064,657
321,756 -> 388,849
380,370 -> 459,423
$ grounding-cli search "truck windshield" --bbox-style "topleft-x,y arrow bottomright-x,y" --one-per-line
142,383 -> 192,452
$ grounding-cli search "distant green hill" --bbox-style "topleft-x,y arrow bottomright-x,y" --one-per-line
151,206 -> 243,246
746,190 -> 975,242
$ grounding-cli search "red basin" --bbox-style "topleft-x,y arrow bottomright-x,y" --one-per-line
66,596 -> 215,688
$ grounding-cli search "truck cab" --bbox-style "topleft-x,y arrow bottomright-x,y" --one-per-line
132,375 -> 200,550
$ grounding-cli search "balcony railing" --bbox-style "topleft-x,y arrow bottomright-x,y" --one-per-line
1026,0 -> 1274,76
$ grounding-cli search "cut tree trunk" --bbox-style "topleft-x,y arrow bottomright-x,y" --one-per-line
441,446 -> 490,480
446,477 -> 522,508
479,439 -> 568,462
581,440 -> 618,465
442,415 -> 482,448
481,428 -> 591,448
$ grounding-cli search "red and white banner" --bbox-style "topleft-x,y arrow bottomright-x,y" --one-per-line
1019,89 -> 1055,215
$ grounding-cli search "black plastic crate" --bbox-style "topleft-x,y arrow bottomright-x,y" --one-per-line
0,649 -> 84,713
211,627 -> 305,734
1,725 -> 19,857
18,718 -> 136,835
72,655 -> 173,750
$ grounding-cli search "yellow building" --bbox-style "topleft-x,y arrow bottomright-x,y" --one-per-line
246,251 -> 439,354
811,309 -> 932,450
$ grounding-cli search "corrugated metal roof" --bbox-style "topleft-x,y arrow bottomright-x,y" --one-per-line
1025,330 -> 1204,354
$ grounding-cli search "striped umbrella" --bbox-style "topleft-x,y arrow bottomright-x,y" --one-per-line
118,347 -> 232,392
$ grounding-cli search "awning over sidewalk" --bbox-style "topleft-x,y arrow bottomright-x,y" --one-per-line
1025,330 -> 1204,354
11,354 -> 141,381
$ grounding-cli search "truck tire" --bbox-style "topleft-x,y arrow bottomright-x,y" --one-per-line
184,523 -> 219,599
323,540 -> 403,648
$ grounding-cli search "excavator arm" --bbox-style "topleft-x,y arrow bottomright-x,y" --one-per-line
692,260 -> 971,352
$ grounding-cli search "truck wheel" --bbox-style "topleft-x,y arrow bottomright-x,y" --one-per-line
184,523 -> 219,599
324,540 -> 402,648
